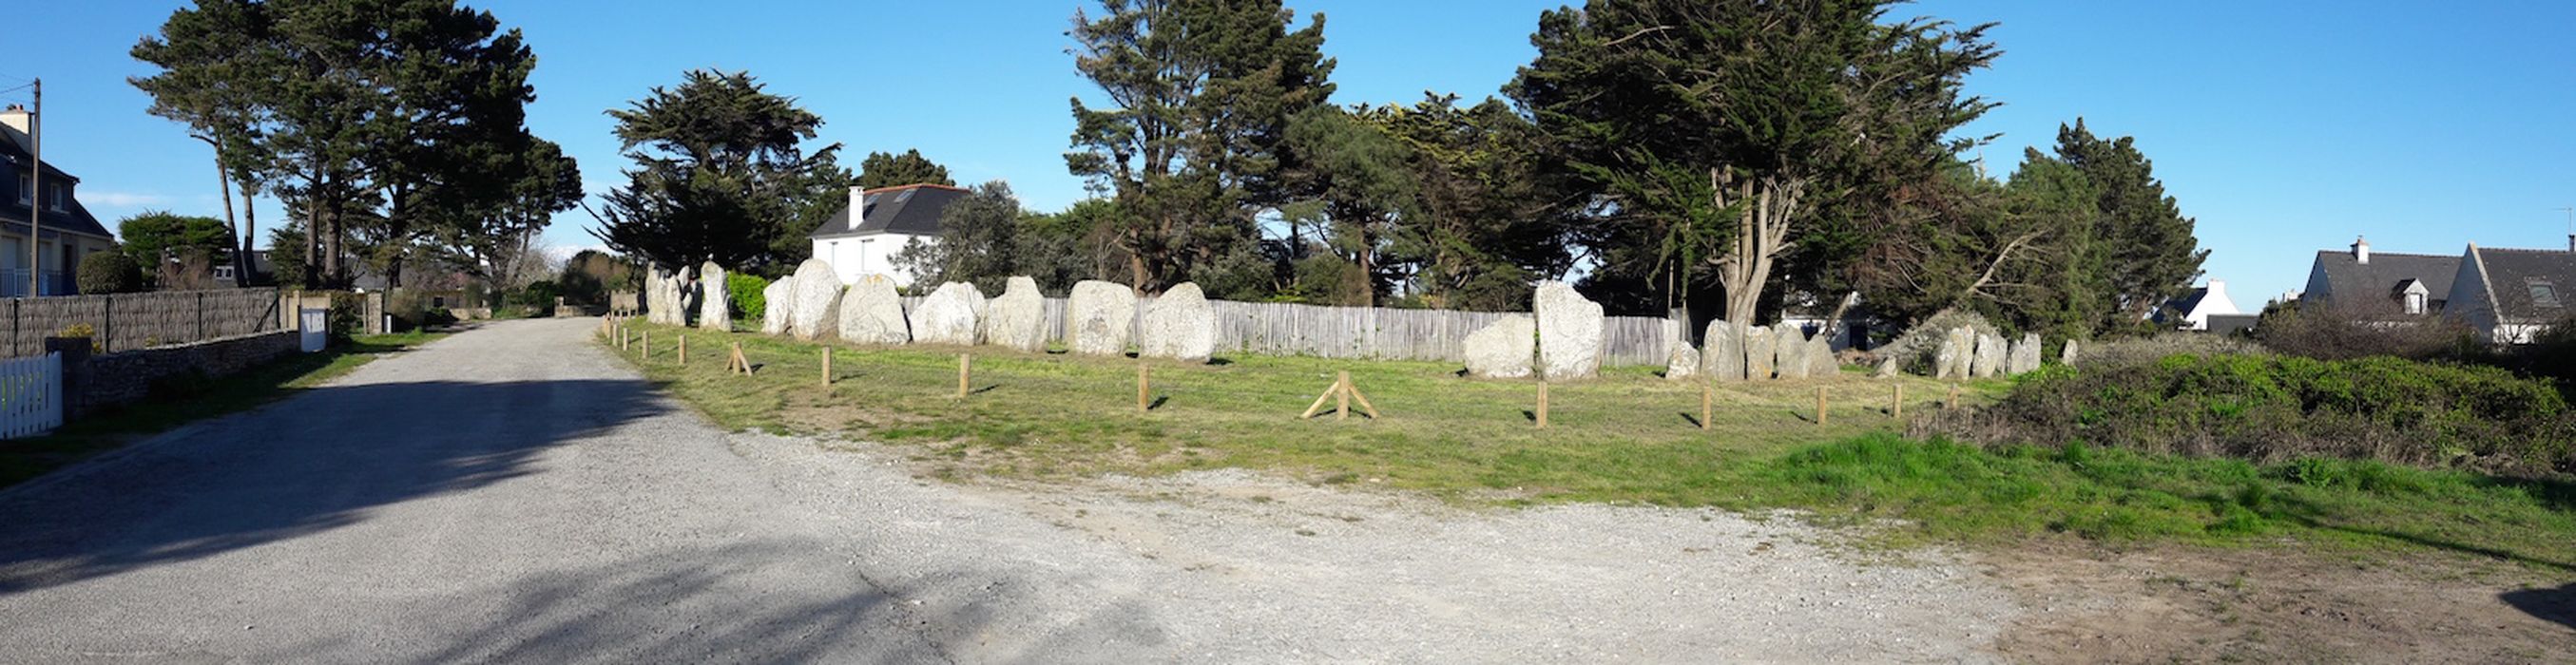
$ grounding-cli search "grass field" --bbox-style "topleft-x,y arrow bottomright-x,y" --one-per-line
611,319 -> 2003,502
614,320 -> 2576,568
0,331 -> 448,489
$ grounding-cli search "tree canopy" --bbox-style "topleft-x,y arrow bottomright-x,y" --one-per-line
588,69 -> 851,273
855,149 -> 955,190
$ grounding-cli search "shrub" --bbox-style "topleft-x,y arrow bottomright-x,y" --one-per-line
506,280 -> 562,314
725,273 -> 769,322
1923,352 -> 2573,474
2083,333 -> 2269,369
2253,300 -> 2482,362
57,323 -> 101,352
76,253 -> 147,294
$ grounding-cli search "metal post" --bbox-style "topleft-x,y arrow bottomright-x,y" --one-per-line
25,79 -> 39,298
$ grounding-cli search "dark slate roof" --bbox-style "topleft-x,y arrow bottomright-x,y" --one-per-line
807,184 -> 970,238
2156,287 -> 2210,324
0,139 -> 114,240
2205,314 -> 2260,336
2470,247 -> 2576,323
2312,250 -> 2457,306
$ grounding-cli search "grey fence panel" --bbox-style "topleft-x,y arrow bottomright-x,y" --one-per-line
2,289 -> 282,357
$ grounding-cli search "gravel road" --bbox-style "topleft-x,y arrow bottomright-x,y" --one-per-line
0,318 -> 2020,663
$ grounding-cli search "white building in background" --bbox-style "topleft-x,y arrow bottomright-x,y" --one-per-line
807,183 -> 969,287
2155,278 -> 2242,331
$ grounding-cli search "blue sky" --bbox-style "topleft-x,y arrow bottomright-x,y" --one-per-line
5,1 -> 2571,304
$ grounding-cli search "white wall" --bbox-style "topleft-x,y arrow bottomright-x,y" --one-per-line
813,233 -> 933,287
2182,280 -> 2241,331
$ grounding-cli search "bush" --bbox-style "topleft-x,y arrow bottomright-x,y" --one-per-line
76,254 -> 146,294
507,280 -> 562,313
2253,300 -> 2482,362
1924,352 -> 2573,474
725,273 -> 769,322
2084,333 -> 2270,369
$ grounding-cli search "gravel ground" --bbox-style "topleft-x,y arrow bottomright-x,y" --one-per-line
0,318 -> 2022,663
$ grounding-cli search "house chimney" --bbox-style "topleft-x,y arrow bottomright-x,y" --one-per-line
2207,279 -> 2226,298
0,105 -> 29,154
850,185 -> 865,224
2352,236 -> 2370,265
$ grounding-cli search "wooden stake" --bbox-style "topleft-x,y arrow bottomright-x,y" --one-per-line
957,353 -> 971,398
1536,381 -> 1550,429
641,331 -> 650,359
821,347 -> 833,387
1300,381 -> 1336,419
1816,387 -> 1828,427
729,342 -> 751,374
1344,374 -> 1380,419
1700,383 -> 1713,430
1137,363 -> 1150,412
1336,371 -> 1351,421
678,334 -> 688,366
1893,384 -> 1904,419
1948,384 -> 1960,409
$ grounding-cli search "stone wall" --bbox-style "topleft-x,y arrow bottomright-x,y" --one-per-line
66,330 -> 300,417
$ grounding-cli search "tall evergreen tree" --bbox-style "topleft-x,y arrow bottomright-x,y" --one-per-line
589,69 -> 846,273
1509,0 -> 1998,325
2052,120 -> 2206,325
1066,0 -> 1336,294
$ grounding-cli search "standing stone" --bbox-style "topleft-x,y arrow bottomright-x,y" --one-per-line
1743,325 -> 1777,380
698,262 -> 730,331
982,276 -> 1048,352
2060,339 -> 2080,367
1462,315 -> 1535,379
1533,281 -> 1605,381
1066,280 -> 1137,355
2010,332 -> 2043,374
837,276 -> 910,345
1139,282 -> 1217,362
644,270 -> 667,325
1808,332 -> 1837,378
761,279 -> 794,334
787,258 -> 842,341
1774,328 -> 1810,380
1665,344 -> 1700,381
1700,320 -> 1744,382
1971,332 -> 2006,378
1874,355 -> 1901,378
1933,332 -> 1963,380
913,282 -> 988,346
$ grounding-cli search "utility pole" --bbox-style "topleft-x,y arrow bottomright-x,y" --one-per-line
23,78 -> 36,298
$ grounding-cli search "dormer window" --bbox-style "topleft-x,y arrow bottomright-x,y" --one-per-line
13,175 -> 25,204
2405,292 -> 2425,314
48,183 -> 64,212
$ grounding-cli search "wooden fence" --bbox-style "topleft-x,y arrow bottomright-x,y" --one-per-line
899,294 -> 1674,366
0,352 -> 63,438
0,289 -> 283,357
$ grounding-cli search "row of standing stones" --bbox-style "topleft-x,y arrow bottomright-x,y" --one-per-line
757,258 -> 1221,363
642,261 -> 735,332
1453,280 -> 2081,383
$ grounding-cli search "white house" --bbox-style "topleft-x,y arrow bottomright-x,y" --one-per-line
808,183 -> 968,287
2156,279 -> 2242,331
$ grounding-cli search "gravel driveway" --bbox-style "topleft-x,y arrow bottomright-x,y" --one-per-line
0,318 -> 2018,663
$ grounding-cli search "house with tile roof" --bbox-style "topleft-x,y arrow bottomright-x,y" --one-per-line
0,104 -> 119,296
2299,235 -> 2576,344
807,183 -> 969,287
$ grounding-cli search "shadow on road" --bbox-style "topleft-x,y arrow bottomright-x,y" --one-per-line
0,378 -> 661,593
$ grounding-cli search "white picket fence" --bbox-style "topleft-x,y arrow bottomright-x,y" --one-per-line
0,352 -> 63,439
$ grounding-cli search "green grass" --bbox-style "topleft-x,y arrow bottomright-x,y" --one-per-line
1729,433 -> 2576,569
0,331 -> 448,489
615,321 -> 2576,567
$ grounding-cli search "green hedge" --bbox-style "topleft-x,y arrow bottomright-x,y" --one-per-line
726,274 -> 768,323
1951,353 -> 2572,474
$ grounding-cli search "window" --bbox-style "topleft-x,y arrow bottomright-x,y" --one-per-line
894,189 -> 915,203
48,183 -> 64,212
13,175 -> 24,204
2405,292 -> 2426,315
2531,279 -> 2561,309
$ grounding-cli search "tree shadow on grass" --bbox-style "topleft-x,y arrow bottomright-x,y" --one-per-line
0,378 -> 662,593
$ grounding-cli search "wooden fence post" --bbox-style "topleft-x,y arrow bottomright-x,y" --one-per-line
641,331 -> 650,359
1948,384 -> 1959,409
821,347 -> 833,387
679,334 -> 688,366
1335,370 -> 1351,421
1700,383 -> 1712,430
1136,363 -> 1149,412
1893,384 -> 1904,419
1536,381 -> 1550,429
957,353 -> 971,398
1816,387 -> 1828,427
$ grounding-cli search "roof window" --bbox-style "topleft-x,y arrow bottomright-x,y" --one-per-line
894,189 -> 915,203
2531,279 -> 2561,309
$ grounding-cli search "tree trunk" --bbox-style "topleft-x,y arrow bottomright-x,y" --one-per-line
1707,168 -> 1804,328
1357,228 -> 1375,309
238,175 -> 257,286
199,138 -> 247,288
302,190 -> 321,289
